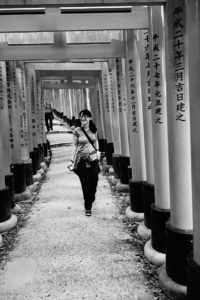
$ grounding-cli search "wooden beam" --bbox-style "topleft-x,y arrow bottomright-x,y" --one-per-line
42,82 -> 95,89
0,8 -> 148,32
0,1 -> 166,8
34,62 -> 102,70
38,70 -> 101,77
0,41 -> 125,60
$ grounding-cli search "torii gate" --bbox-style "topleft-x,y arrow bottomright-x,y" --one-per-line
0,1 -> 199,299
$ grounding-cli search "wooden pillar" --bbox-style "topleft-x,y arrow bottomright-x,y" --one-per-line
67,89 -> 73,122
107,60 -> 121,178
138,29 -> 155,232
186,1 -> 200,298
101,62 -> 114,165
144,6 -> 170,263
95,79 -> 106,153
24,64 -> 38,175
7,61 -> 27,194
16,62 -> 33,187
115,58 -> 130,184
29,66 -> 41,171
124,30 -> 147,212
157,0 -> 192,294
85,88 -> 91,111
0,61 -> 12,222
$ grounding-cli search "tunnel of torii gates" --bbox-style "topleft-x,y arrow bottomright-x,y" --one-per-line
0,0 -> 199,299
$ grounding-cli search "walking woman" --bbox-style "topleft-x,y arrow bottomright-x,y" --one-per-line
68,109 -> 100,216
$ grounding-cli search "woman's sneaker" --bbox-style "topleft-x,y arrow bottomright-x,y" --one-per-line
85,210 -> 92,216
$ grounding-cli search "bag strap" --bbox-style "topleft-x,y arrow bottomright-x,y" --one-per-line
81,127 -> 97,151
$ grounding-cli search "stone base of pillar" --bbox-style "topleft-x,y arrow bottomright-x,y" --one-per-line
43,142 -> 48,157
124,194 -> 130,205
34,147 -> 41,170
143,182 -> 155,229
24,159 -> 33,187
40,161 -> 47,170
119,155 -> 130,185
11,203 -> 22,214
115,182 -> 129,193
158,264 -> 187,300
105,142 -> 114,165
38,168 -> 44,176
38,144 -> 44,162
128,166 -> 132,181
5,173 -> 15,209
144,239 -> 166,266
112,154 -> 120,179
109,176 -> 120,187
33,173 -> 42,182
15,189 -> 31,202
129,180 -> 145,213
0,214 -> 17,233
44,156 -> 51,167
27,182 -> 39,193
125,206 -> 144,222
187,256 -> 200,299
10,163 -> 26,194
0,187 -> 11,222
30,151 -> 37,175
98,138 -> 107,153
137,221 -> 151,240
165,221 -> 193,286
151,204 -> 170,254
108,167 -> 114,175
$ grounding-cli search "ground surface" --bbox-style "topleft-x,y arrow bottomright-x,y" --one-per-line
0,119 -> 169,300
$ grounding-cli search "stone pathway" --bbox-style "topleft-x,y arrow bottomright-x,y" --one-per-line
0,119 -> 155,300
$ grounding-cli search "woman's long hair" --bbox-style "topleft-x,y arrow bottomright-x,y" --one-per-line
79,109 -> 97,133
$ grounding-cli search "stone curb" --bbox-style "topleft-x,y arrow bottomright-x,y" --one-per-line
15,189 -> 31,202
158,264 -> 187,300
11,204 -> 22,214
144,239 -> 166,266
0,214 -> 18,233
137,222 -> 151,240
125,206 -> 144,222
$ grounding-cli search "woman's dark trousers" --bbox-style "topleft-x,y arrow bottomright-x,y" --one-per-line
45,112 -> 53,131
77,160 -> 99,210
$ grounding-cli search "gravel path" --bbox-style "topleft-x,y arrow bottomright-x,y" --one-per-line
0,120 -> 155,300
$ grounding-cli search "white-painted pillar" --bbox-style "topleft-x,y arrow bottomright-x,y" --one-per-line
86,88 -> 91,111
166,0 -> 192,231
16,63 -> 29,161
0,62 -> 10,189
67,89 -> 73,119
149,6 -> 170,210
138,30 -> 154,185
72,89 -> 78,118
6,61 -> 21,164
115,58 -> 130,157
124,30 -> 146,182
37,77 -> 46,144
101,62 -> 113,144
142,7 -> 171,261
89,87 -> 96,119
157,0 -> 193,288
91,82 -> 104,140
186,1 -> 200,298
24,64 -> 33,153
108,59 -> 121,155
30,67 -> 38,149
61,89 -> 67,119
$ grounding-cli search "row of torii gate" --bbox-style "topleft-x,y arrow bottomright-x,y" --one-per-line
0,0 -> 199,299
